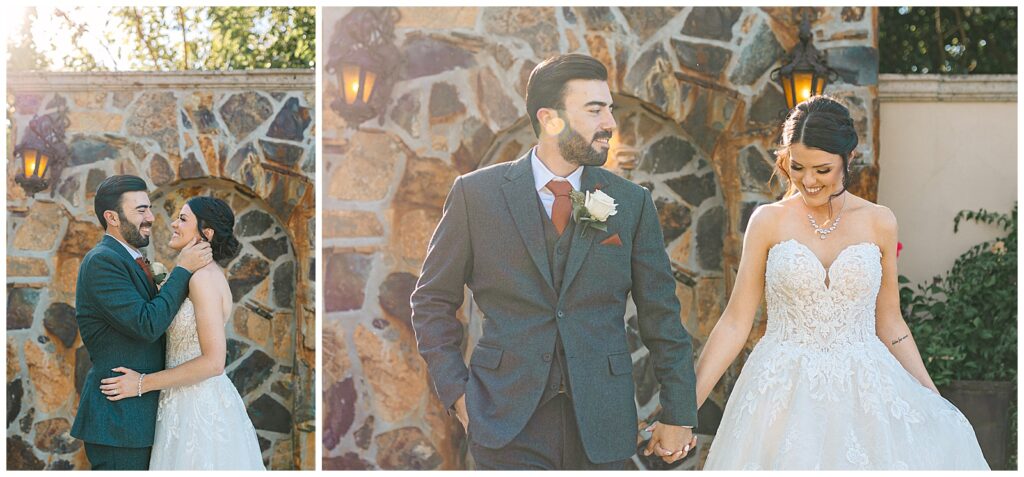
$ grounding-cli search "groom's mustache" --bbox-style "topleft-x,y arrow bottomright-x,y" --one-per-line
592,131 -> 613,142
138,221 -> 153,231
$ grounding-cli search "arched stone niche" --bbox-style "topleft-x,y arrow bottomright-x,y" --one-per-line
467,92 -> 774,445
150,178 -> 298,463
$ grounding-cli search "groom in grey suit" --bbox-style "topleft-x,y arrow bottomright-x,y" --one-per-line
412,54 -> 698,469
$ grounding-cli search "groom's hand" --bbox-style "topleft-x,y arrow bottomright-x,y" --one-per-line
177,238 -> 213,272
644,422 -> 696,464
453,394 -> 469,432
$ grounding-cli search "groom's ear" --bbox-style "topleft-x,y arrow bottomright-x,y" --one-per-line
537,108 -> 565,136
103,209 -> 120,229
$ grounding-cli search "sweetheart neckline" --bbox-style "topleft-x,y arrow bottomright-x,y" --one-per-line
768,239 -> 881,290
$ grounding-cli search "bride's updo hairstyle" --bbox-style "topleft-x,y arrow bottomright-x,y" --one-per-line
186,196 -> 242,262
773,95 -> 859,201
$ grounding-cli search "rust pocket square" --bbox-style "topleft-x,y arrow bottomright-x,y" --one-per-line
600,233 -> 623,246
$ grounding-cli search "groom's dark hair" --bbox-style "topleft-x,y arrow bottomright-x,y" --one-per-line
94,175 -> 148,230
526,54 -> 609,137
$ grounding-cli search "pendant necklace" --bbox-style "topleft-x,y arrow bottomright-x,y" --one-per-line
807,192 -> 846,240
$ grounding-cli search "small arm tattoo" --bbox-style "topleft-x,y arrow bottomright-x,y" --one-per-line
891,334 -> 910,346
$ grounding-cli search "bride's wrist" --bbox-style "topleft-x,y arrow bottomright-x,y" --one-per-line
140,374 -> 155,395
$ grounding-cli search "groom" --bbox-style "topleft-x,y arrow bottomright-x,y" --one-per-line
69,175 -> 212,470
411,54 -> 698,469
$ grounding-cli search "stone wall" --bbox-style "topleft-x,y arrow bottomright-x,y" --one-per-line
322,7 -> 879,469
6,71 -> 316,470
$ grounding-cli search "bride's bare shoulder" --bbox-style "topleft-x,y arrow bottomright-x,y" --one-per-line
188,264 -> 228,294
744,201 -> 788,249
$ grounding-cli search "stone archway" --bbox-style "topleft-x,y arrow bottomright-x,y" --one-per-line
149,178 -> 298,466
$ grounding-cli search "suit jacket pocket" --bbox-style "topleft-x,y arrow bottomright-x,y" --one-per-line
469,344 -> 503,370
607,351 -> 633,376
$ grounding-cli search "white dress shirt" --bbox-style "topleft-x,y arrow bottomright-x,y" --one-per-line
531,148 -> 583,219
106,233 -> 144,260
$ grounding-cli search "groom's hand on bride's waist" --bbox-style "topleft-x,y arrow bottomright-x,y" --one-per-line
176,238 -> 213,273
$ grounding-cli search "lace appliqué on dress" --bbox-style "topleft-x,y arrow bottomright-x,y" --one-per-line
703,240 -> 988,470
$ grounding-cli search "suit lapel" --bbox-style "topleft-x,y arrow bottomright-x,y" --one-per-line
102,235 -> 156,298
501,156 -> 556,294
559,166 -> 601,297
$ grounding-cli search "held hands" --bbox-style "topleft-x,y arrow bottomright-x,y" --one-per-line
453,394 -> 469,432
99,367 -> 143,401
177,237 -> 213,272
644,422 -> 697,464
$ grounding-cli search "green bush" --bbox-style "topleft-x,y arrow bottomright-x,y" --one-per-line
900,203 -> 1017,387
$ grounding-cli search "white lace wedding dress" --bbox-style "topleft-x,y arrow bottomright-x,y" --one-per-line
704,239 -> 989,470
149,298 -> 266,470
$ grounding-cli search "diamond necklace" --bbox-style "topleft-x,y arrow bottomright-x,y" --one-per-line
807,193 -> 846,240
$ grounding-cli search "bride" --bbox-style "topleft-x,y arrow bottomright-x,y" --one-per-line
690,96 -> 988,469
100,196 -> 265,470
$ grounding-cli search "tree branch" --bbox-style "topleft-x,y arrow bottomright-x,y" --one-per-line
130,7 -> 161,68
178,7 -> 188,69
934,7 -> 947,72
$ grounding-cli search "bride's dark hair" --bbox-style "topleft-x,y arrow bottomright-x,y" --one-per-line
773,95 -> 859,203
186,196 -> 242,262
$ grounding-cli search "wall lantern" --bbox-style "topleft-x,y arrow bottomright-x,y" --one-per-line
770,10 -> 838,110
13,95 -> 70,196
327,8 -> 401,126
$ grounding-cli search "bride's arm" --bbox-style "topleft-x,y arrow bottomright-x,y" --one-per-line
873,206 -> 939,393
694,206 -> 773,408
101,268 -> 227,399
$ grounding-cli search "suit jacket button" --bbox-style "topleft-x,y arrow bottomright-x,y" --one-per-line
557,311 -> 564,318
557,246 -> 567,255
542,353 -> 552,362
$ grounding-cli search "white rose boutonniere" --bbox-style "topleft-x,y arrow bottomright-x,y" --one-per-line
570,189 -> 618,237
151,261 -> 169,288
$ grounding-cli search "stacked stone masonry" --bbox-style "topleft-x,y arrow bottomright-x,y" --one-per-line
321,6 -> 879,470
7,70 -> 316,470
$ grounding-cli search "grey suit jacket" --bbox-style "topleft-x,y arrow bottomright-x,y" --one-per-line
411,153 -> 698,464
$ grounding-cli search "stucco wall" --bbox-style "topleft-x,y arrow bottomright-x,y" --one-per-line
876,74 -> 1017,285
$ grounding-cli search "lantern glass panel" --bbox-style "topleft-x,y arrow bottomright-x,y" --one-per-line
361,70 -> 376,104
341,64 -> 361,105
22,149 -> 48,178
794,72 -> 814,105
811,73 -> 828,97
782,77 -> 795,110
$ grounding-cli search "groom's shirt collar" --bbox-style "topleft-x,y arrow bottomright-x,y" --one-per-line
531,148 -> 582,220
105,233 -> 144,260
531,147 -> 582,193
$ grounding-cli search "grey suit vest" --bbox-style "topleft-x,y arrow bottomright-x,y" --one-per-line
538,196 -> 574,405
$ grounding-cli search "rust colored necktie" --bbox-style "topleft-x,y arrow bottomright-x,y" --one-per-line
546,180 -> 573,236
135,257 -> 156,288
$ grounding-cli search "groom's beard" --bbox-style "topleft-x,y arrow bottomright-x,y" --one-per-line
119,212 -> 151,249
558,126 -> 612,167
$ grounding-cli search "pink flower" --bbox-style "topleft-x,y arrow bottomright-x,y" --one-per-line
897,241 -> 903,258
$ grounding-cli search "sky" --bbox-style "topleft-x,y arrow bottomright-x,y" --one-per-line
5,6 -> 278,71
7,7 -> 127,70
